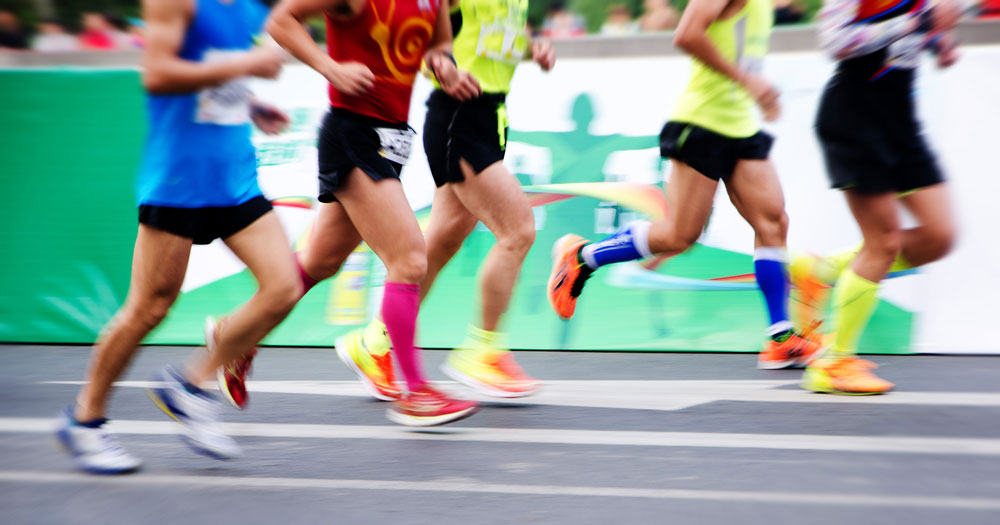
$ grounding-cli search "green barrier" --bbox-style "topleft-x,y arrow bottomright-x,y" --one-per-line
0,70 -> 913,352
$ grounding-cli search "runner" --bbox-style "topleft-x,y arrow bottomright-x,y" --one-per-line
794,0 -> 961,394
547,0 -> 823,369
265,0 -> 481,425
333,0 -> 555,400
56,0 -> 301,474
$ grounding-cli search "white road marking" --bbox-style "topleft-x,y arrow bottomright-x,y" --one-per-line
1,470 -> 998,510
4,417 -> 1000,456
41,379 -> 1000,411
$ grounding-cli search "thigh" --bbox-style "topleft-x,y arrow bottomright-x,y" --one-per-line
664,161 -> 719,240
725,159 -> 786,227
899,182 -> 954,233
223,210 -> 297,288
844,190 -> 901,240
309,201 -> 365,264
334,168 -> 426,263
452,160 -> 533,238
425,183 -> 479,248
127,224 -> 193,305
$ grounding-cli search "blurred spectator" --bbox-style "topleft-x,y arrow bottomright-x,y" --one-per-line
79,12 -> 135,50
542,2 -> 587,38
774,0 -> 805,25
0,9 -> 30,50
982,0 -> 1000,17
33,19 -> 79,52
638,0 -> 678,32
601,4 -> 640,36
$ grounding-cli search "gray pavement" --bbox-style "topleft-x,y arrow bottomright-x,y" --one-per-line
1,344 -> 999,524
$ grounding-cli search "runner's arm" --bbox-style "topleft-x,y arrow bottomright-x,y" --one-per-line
141,0 -> 281,94
267,0 -> 374,95
672,0 -> 748,85
817,0 -> 931,60
426,1 -> 481,100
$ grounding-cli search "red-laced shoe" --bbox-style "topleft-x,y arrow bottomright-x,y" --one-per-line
386,384 -> 478,427
207,317 -> 258,410
758,332 -> 826,370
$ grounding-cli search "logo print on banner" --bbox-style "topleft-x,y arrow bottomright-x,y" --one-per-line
369,0 -> 435,84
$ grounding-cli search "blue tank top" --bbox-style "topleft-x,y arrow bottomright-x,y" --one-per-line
136,0 -> 268,208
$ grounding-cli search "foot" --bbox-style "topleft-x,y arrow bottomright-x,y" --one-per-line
55,406 -> 142,474
548,234 -> 593,319
386,385 -> 478,427
443,349 -> 541,398
758,332 -> 825,370
801,356 -> 895,395
209,317 -> 258,410
336,323 -> 400,401
148,366 -> 242,459
789,253 -> 833,336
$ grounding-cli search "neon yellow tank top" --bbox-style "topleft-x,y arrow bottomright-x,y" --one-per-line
441,0 -> 529,94
671,0 -> 772,138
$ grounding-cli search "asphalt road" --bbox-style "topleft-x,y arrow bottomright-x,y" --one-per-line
2,344 -> 999,524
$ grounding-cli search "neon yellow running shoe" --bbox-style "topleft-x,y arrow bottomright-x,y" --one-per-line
442,346 -> 541,398
801,356 -> 894,395
336,320 -> 399,401
789,253 -> 834,337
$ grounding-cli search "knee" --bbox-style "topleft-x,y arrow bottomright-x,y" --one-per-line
258,278 -> 302,318
867,229 -> 904,263
498,221 -> 536,257
304,251 -> 349,282
754,210 -> 789,246
925,224 -> 957,261
125,293 -> 175,329
387,250 -> 427,284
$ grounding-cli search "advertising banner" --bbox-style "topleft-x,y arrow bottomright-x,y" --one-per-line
2,45 -> 998,352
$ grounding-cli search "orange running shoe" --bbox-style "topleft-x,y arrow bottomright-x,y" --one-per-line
443,349 -> 541,398
789,253 -> 832,336
801,356 -> 894,395
208,317 -> 257,410
386,385 -> 478,427
757,332 -> 825,370
547,234 -> 594,319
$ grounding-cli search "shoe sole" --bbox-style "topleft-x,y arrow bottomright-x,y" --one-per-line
385,405 -> 479,427
147,385 -> 241,460
548,235 -> 583,320
336,336 -> 397,402
440,362 -> 540,399
800,370 -> 891,396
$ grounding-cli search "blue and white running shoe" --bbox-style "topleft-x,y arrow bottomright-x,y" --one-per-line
148,366 -> 242,460
55,406 -> 142,474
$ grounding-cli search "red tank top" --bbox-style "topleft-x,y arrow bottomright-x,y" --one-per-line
326,0 -> 441,123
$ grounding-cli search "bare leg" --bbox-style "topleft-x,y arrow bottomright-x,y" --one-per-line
446,160 -> 535,331
421,184 -> 478,304
845,191 -> 903,281
75,225 -> 192,421
898,183 -> 956,266
724,159 -> 789,248
647,162 -> 719,255
186,211 -> 301,385
299,201 -> 364,282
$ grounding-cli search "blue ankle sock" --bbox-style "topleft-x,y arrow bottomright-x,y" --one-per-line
580,221 -> 653,270
753,247 -> 793,336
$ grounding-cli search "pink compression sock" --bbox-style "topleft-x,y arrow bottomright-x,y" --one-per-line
381,282 -> 426,392
294,252 -> 319,297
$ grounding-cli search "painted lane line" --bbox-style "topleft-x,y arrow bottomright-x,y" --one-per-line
1,471 -> 999,510
40,380 -> 1000,411
3,418 -> 1000,456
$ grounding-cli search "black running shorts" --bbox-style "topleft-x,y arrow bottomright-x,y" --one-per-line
659,121 -> 774,181
423,90 -> 508,187
138,195 -> 273,245
317,108 -> 411,203
815,74 -> 944,194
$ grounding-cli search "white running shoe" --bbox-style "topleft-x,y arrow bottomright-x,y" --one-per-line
55,406 -> 142,474
148,366 -> 242,460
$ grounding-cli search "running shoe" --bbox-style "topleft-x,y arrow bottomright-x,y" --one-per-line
386,385 -> 478,427
336,321 -> 400,401
789,253 -> 833,336
801,356 -> 895,395
55,406 -> 142,474
208,317 -> 258,410
757,332 -> 826,370
442,349 -> 541,398
147,366 -> 242,459
548,234 -> 594,319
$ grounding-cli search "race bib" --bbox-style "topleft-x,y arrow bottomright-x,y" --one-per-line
375,127 -> 416,165
195,50 -> 252,126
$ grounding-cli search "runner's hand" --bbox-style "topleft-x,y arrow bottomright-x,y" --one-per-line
932,0 -> 962,32
741,73 -> 781,122
328,62 -> 375,96
532,40 -> 556,72
243,48 -> 284,79
431,55 -> 481,101
251,102 -> 290,135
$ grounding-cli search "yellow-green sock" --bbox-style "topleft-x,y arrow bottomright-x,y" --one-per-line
462,325 -> 504,358
825,244 -> 914,284
829,269 -> 880,357
364,318 -> 391,356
